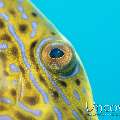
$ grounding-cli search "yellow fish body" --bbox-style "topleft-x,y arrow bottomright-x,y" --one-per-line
0,0 -> 98,120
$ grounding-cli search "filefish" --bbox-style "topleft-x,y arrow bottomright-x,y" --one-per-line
0,0 -> 98,120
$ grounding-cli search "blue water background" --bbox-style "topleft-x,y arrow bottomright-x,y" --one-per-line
32,0 -> 120,119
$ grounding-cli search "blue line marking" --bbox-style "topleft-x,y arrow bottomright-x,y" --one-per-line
73,90 -> 80,101
0,43 -> 8,50
50,79 -> 71,105
36,37 -> 71,105
0,1 -> 4,8
18,0 -> 23,3
0,116 -> 12,120
29,72 -> 49,104
22,13 -> 28,19
54,107 -> 63,120
10,64 -> 20,72
18,6 -> 24,12
0,13 -> 9,21
0,98 -> 12,104
72,110 -> 81,120
18,102 -> 42,116
8,24 -> 31,69
17,5 -> 28,20
31,22 -> 37,38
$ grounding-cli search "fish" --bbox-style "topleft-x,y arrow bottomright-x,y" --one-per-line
0,0 -> 98,120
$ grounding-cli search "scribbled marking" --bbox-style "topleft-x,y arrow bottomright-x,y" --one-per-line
54,107 -> 62,120
29,72 -> 49,103
8,24 -> 31,68
18,102 -> 41,116
8,24 -> 48,104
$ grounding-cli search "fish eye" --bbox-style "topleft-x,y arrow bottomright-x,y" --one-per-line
41,41 -> 77,76
49,48 -> 64,58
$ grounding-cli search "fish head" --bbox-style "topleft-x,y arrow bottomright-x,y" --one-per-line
0,0 -> 98,119
34,35 -> 98,119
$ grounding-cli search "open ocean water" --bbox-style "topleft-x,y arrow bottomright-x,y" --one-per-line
31,0 -> 120,120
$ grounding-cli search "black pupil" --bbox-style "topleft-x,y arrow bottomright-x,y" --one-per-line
49,48 -> 64,58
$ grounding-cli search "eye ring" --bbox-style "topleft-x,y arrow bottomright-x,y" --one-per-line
41,40 -> 77,76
